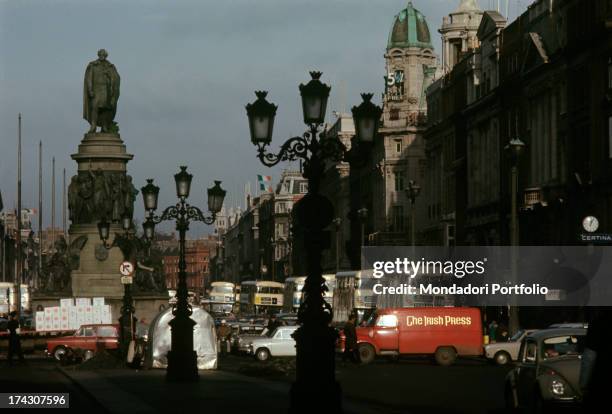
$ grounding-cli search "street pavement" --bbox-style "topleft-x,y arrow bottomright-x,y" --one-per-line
0,356 -> 107,412
0,353 -> 514,413
220,354 -> 513,414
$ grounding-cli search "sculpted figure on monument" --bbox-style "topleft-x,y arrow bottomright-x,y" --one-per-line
41,236 -> 86,293
91,169 -> 111,221
110,174 -> 125,221
68,176 -> 80,222
83,49 -> 120,134
123,175 -> 138,219
77,173 -> 94,222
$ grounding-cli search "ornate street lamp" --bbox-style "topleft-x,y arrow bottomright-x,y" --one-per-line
332,217 -> 342,273
97,213 -> 141,359
357,207 -> 368,248
405,180 -> 421,248
246,74 -> 382,411
352,93 -> 383,143
505,136 -> 526,336
140,166 -> 226,382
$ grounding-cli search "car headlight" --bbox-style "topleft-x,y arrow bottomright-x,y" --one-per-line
551,380 -> 565,396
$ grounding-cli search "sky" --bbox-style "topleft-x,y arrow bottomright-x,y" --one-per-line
0,0 -> 529,235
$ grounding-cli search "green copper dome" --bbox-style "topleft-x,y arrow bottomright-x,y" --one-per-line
387,2 -> 433,50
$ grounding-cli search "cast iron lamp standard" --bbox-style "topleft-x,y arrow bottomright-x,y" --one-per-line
505,137 -> 525,336
140,167 -> 226,382
405,180 -> 421,249
97,213 -> 144,358
245,71 -> 382,412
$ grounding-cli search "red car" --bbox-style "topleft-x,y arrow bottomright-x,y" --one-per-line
46,324 -> 120,360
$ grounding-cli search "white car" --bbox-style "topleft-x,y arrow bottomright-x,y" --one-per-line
484,329 -> 538,365
246,326 -> 298,361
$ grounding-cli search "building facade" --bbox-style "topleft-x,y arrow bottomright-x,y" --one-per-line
423,0 -> 612,246
344,1 -> 438,267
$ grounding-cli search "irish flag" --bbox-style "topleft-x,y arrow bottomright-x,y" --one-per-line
257,175 -> 273,192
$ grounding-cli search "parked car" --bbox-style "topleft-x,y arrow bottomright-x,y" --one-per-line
484,329 -> 538,365
505,327 -> 586,412
246,325 -> 298,361
338,307 -> 483,366
46,324 -> 120,360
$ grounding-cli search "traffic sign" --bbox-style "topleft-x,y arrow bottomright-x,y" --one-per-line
119,261 -> 135,276
121,276 -> 133,285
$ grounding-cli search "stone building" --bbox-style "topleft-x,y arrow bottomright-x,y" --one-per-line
346,1 -> 438,266
162,236 -> 218,296
320,114 -> 353,273
423,0 -> 612,246
258,170 -> 308,281
439,0 -> 484,73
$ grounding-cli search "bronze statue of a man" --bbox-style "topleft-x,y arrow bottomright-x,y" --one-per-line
83,49 -> 120,134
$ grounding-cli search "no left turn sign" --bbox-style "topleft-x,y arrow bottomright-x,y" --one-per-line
119,261 -> 135,276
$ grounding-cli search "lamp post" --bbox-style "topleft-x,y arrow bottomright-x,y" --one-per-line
97,213 -> 140,357
332,217 -> 342,273
140,167 -> 226,382
405,180 -> 421,248
505,137 -> 525,336
245,72 -> 382,411
357,207 -> 368,248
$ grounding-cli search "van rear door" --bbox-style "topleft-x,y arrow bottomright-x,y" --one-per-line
373,314 -> 399,351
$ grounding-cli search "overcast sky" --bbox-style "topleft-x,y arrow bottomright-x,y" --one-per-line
0,0 -> 528,235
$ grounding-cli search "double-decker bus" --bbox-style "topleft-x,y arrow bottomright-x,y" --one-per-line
239,280 -> 284,314
283,274 -> 336,313
202,282 -> 236,314
332,270 -> 376,323
282,276 -> 306,312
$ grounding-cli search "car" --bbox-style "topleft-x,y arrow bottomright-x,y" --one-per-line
484,329 -> 538,365
245,325 -> 298,361
46,324 -> 120,360
505,327 -> 586,412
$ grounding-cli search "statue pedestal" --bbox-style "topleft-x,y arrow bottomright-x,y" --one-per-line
70,224 -> 124,298
69,132 -> 134,298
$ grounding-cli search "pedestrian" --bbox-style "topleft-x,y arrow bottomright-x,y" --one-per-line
216,320 -> 232,354
7,311 -> 25,365
582,308 -> 612,409
266,313 -> 281,337
488,320 -> 498,343
342,314 -> 360,364
136,318 -> 149,339
497,322 -> 509,342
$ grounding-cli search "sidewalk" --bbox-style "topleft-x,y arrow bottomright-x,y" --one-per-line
59,366 -> 388,414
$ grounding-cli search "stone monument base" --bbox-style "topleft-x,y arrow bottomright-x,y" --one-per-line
70,223 -> 125,298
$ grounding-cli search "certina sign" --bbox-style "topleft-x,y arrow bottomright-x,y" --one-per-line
406,315 -> 472,327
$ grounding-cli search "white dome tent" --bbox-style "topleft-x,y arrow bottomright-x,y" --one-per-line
146,306 -> 218,370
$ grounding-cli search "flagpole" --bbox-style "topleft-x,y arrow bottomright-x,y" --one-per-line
38,141 -> 43,290
16,113 -> 22,315
52,157 -> 55,250
62,168 -> 66,239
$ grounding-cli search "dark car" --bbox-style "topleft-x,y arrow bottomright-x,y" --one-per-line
505,327 -> 586,412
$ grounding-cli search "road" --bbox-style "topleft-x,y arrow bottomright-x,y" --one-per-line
0,356 -> 107,412
219,354 -> 513,414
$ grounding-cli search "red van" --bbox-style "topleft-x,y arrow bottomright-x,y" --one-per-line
350,307 -> 483,365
